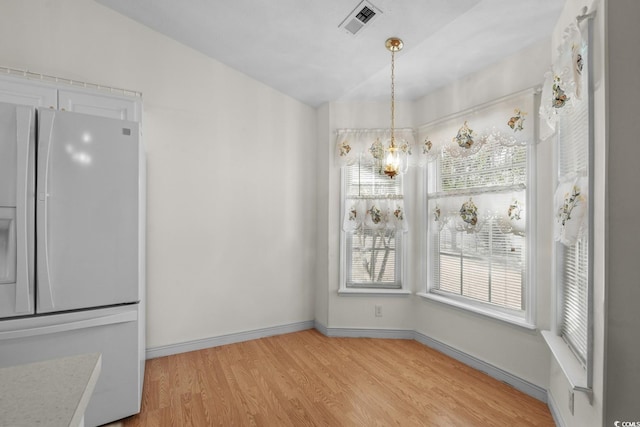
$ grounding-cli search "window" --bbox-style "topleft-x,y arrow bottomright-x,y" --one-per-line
554,52 -> 591,367
421,90 -> 536,326
427,139 -> 530,319
341,160 -> 406,290
540,18 -> 592,392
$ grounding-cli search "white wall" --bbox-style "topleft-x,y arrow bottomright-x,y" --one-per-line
0,0 -> 317,349
315,104 -> 331,328
411,39 -> 553,389
603,0 -> 640,423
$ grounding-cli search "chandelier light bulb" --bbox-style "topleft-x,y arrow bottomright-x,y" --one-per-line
384,139 -> 400,178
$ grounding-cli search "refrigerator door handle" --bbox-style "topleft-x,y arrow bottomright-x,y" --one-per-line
36,110 -> 55,311
14,107 -> 33,314
0,310 -> 137,340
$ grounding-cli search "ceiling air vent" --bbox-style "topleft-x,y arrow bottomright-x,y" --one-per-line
339,0 -> 382,36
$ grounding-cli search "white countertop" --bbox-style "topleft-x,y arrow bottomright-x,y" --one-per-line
0,353 -> 102,427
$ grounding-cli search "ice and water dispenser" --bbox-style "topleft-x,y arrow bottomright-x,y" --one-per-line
0,104 -> 18,287
0,211 -> 16,284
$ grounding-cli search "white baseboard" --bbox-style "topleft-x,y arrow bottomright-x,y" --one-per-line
314,321 -> 414,339
145,320 -> 314,359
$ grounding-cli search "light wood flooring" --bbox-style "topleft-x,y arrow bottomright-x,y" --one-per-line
118,329 -> 554,426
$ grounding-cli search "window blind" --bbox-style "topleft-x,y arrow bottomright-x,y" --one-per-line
429,137 -> 528,312
347,228 -> 399,287
440,144 -> 527,191
343,160 -> 403,289
560,239 -> 589,363
344,161 -> 402,197
556,60 -> 590,366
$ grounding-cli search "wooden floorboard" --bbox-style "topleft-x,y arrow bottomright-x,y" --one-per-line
118,329 -> 554,426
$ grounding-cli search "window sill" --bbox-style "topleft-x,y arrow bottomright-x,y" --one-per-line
541,330 -> 591,397
338,288 -> 412,297
416,292 -> 536,330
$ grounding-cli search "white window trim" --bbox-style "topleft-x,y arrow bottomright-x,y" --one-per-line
422,153 -> 537,328
417,292 -> 536,329
421,88 -> 538,329
541,12 -> 595,402
541,331 -> 590,392
339,288 -> 411,296
338,165 -> 409,296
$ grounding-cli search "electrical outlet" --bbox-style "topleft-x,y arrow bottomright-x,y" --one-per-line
375,304 -> 383,317
568,389 -> 574,415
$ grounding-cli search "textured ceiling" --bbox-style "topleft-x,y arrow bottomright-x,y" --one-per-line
95,0 -> 564,107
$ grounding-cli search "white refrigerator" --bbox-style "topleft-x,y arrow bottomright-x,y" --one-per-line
0,102 -> 145,426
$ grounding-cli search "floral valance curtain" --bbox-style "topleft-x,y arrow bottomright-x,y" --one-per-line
417,89 -> 536,165
429,191 -> 526,236
337,128 -> 411,234
343,198 -> 408,233
421,89 -> 535,237
540,21 -> 589,246
554,177 -> 588,246
335,128 -> 417,167
539,22 -> 586,142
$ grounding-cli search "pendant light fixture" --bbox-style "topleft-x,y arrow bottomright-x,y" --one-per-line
383,37 -> 405,179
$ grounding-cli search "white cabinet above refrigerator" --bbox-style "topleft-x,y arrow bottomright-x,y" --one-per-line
0,74 -> 141,121
58,89 -> 141,121
0,76 -> 57,109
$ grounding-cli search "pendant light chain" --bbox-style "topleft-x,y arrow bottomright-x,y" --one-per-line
383,37 -> 403,179
390,48 -> 396,147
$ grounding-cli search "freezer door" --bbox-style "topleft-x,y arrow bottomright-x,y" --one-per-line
0,305 -> 144,426
0,103 -> 35,318
37,109 -> 140,313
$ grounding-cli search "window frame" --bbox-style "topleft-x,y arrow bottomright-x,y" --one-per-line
419,89 -> 538,329
541,16 -> 594,398
339,160 -> 408,295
